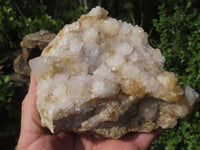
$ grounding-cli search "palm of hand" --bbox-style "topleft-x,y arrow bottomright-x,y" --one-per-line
17,74 -> 162,150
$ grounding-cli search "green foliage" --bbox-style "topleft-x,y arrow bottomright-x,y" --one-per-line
152,0 -> 200,92
42,0 -> 87,23
149,0 -> 200,149
62,6 -> 87,22
100,0 -> 160,28
0,75 -> 17,150
22,5 -> 64,34
0,0 -> 64,52
0,0 -> 159,52
0,76 -> 15,111
123,2 -> 134,10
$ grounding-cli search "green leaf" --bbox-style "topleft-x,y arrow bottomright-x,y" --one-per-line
4,76 -> 10,83
186,1 -> 192,9
123,2 -> 134,10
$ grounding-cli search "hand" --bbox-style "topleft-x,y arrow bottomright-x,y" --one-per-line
17,73 -> 162,150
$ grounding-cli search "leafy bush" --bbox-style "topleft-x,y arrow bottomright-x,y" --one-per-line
0,76 -> 15,111
0,75 -> 18,150
152,0 -> 200,92
149,0 -> 200,149
20,5 -> 64,34
0,0 -> 64,52
0,0 -> 160,52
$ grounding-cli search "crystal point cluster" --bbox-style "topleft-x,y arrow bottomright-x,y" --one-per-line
29,6 -> 199,138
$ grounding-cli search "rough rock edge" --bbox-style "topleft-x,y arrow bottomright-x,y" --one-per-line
29,6 -> 199,139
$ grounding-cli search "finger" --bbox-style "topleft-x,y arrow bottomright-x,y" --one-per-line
17,73 -> 43,148
28,72 -> 38,98
92,137 -> 139,150
80,134 -> 140,150
21,72 -> 41,131
75,135 -> 95,150
125,128 -> 164,150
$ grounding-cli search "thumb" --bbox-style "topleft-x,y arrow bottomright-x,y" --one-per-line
17,73 -> 43,149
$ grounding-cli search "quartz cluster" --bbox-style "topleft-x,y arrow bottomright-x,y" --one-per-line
29,6 -> 199,138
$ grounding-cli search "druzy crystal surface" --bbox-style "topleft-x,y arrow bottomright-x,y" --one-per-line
29,6 -> 199,138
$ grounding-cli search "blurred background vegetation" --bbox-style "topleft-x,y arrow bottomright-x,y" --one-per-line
0,0 -> 199,149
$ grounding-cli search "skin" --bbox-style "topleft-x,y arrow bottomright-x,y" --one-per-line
17,73 -> 163,150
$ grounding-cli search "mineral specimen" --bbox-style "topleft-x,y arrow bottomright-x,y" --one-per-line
29,6 -> 199,139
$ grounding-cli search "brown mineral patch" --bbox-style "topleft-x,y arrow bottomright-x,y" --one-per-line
121,78 -> 145,97
58,29 -> 64,37
45,45 -> 52,53
78,11 -> 107,26
78,16 -> 93,25
155,71 -> 184,102
109,112 -> 117,120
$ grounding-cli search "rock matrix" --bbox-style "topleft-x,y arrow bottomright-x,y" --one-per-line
29,6 -> 199,138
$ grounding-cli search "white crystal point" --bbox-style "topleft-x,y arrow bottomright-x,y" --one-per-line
29,6 -> 199,138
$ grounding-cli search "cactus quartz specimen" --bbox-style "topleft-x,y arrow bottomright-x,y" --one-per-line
29,6 -> 199,138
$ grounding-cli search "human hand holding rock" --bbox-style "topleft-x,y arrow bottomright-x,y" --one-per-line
17,73 -> 162,150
